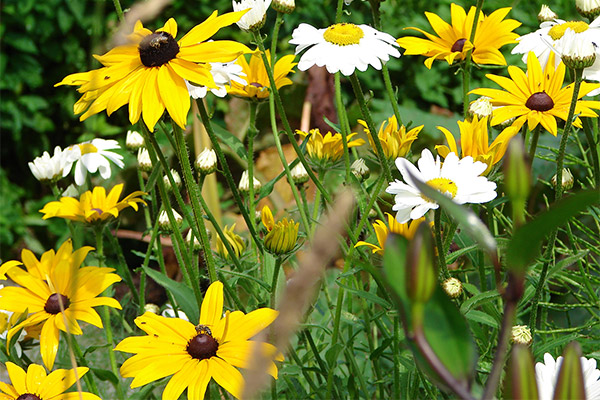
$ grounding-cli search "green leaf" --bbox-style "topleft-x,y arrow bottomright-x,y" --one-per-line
141,265 -> 200,323
503,344 -> 539,400
506,190 -> 600,272
465,310 -> 499,329
553,342 -> 586,400
91,368 -> 119,385
212,123 -> 247,162
460,290 -> 500,314
336,281 -> 391,308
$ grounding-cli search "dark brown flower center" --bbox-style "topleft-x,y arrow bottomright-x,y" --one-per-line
44,293 -> 70,314
525,91 -> 554,112
451,38 -> 467,53
139,31 -> 179,68
187,333 -> 219,360
17,394 -> 41,400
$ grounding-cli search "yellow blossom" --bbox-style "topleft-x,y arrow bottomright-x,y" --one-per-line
261,205 -> 299,255
358,116 -> 422,159
296,128 -> 365,165
355,213 -> 425,255
216,223 -> 245,259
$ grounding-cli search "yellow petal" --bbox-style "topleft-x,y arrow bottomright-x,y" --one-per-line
209,357 -> 244,399
200,281 -> 223,327
158,64 -> 190,129
161,358 -> 199,399
5,362 -> 27,394
178,10 -> 249,47
40,316 -> 60,370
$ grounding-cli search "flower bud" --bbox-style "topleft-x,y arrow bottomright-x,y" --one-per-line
558,29 -> 597,69
238,170 -> 262,194
351,158 -> 370,181
186,229 -> 203,252
144,303 -> 160,314
406,223 -> 437,304
126,130 -> 144,151
551,168 -> 574,191
195,148 -> 217,175
137,148 -> 153,172
503,138 -> 531,209
158,209 -> 183,233
232,0 -> 270,32
538,5 -> 558,22
289,162 -> 309,185
511,325 -> 532,345
272,0 -> 294,13
163,169 -> 182,192
576,0 -> 600,20
442,277 -> 463,298
216,224 -> 245,259
469,96 -> 493,119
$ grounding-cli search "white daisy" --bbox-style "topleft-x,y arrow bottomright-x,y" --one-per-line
386,149 -> 497,223
186,61 -> 247,99
64,138 -> 124,186
232,0 -> 272,31
161,303 -> 189,321
289,22 -> 400,76
535,352 -> 600,400
576,0 -> 600,19
28,146 -> 71,183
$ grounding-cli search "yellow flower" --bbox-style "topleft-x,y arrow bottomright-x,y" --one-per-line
227,49 -> 296,99
216,223 -> 246,259
114,281 -> 282,400
471,52 -> 600,136
435,115 -> 519,175
261,205 -> 299,255
39,183 -> 146,224
296,128 -> 365,165
396,4 -> 521,69
358,116 -> 422,160
355,213 -> 425,255
56,13 -> 251,131
0,248 -> 122,369
0,362 -> 100,400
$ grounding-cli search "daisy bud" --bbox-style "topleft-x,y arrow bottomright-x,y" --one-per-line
232,0 -> 271,32
551,168 -> 574,191
469,96 -> 494,119
137,148 -> 153,172
272,0 -> 294,13
186,229 -> 203,252
290,162 -> 309,185
576,0 -> 600,20
558,29 -> 597,69
442,277 -> 463,298
126,130 -> 144,152
144,303 -> 160,314
351,158 -> 370,181
511,325 -> 532,346
163,169 -> 182,192
238,170 -> 262,194
158,209 -> 183,233
195,148 -> 217,175
538,5 -> 558,22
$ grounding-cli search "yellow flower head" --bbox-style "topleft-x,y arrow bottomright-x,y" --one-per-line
435,115 -> 519,175
396,4 -> 521,69
355,213 -> 425,255
261,205 -> 299,255
114,281 -> 282,400
358,116 -> 422,160
216,223 -> 246,259
39,183 -> 146,224
56,12 -> 252,131
296,128 -> 365,166
0,247 -> 122,369
471,52 -> 600,136
227,49 -> 297,99
0,362 -> 100,400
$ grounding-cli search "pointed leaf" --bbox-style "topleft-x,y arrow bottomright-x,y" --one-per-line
553,342 -> 585,400
503,344 -> 539,399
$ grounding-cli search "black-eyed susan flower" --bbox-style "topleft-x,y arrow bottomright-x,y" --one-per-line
39,183 -> 146,224
289,23 -> 400,76
216,223 -> 245,259
358,116 -> 422,160
435,115 -> 519,175
471,52 -> 600,137
114,281 -> 282,400
56,13 -> 251,131
386,149 -> 497,223
396,4 -> 520,69
355,213 -> 425,255
296,128 -> 365,167
0,249 -> 121,369
227,49 -> 296,99
261,205 -> 299,255
0,362 -> 101,400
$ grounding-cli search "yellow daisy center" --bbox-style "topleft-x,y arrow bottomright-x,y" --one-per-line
138,31 -> 180,67
187,331 -> 218,360
451,38 -> 468,53
423,177 -> 458,202
525,91 -> 554,112
548,21 -> 589,40
323,23 -> 364,46
44,293 -> 70,314
78,143 -> 99,154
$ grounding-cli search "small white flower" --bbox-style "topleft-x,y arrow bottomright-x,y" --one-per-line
61,184 -> 79,198
469,96 -> 494,119
551,168 -> 575,190
137,148 -> 153,172
161,303 -> 189,321
535,353 -> 600,400
511,325 -> 532,345
64,138 -> 124,186
442,277 -> 463,298
163,169 -> 182,191
351,158 -> 370,181
386,149 -> 497,223
239,170 -> 262,193
143,303 -> 160,314
232,0 -> 272,31
187,62 -> 247,99
556,28 -> 597,69
28,146 -> 70,183
538,5 -> 558,22
126,130 -> 144,151
195,148 -> 218,174
289,22 -> 400,76
186,229 -> 203,251
290,162 -> 309,185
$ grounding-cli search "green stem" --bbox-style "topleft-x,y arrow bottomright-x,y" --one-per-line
334,73 -> 352,183
528,125 -> 542,161
270,256 -> 283,307
348,73 -> 392,181
246,101 -> 259,250
105,232 -> 139,305
270,12 -> 284,63
335,0 -> 344,22
462,0 -> 485,118
583,117 -> 600,188
111,0 -> 124,21
434,208 -> 450,280
71,339 -> 100,395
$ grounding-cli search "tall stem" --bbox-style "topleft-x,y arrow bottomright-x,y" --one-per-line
528,125 -> 542,161
334,73 -> 352,183
246,101 -> 259,248
434,208 -> 450,280
583,118 -> 600,188
270,256 -> 283,307
462,0 -> 485,117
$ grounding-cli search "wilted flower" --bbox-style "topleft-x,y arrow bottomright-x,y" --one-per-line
195,148 -> 218,175
261,205 -> 299,255
233,0 -> 271,31
216,223 -> 246,259
137,148 -> 153,172
239,170 -> 262,194
28,146 -> 70,183
358,115 -> 422,160
442,277 -> 463,298
126,130 -> 144,151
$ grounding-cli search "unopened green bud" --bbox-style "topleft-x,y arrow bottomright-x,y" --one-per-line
406,223 -> 437,304
503,344 -> 539,399
504,138 -> 531,226
554,342 -> 586,399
